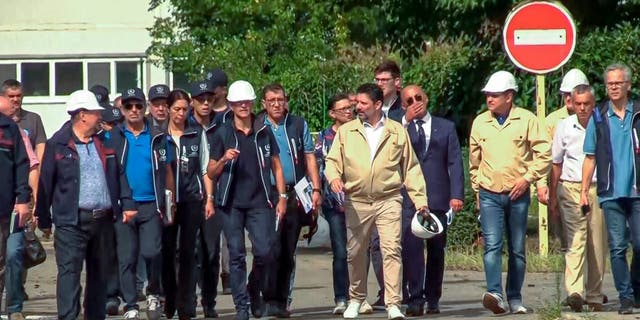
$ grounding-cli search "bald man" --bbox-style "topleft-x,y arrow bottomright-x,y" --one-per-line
399,85 -> 464,316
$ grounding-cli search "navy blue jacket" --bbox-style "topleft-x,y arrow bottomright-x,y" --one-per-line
592,99 -> 640,197
0,114 -> 30,217
36,121 -> 135,228
387,94 -> 405,124
406,116 -> 464,211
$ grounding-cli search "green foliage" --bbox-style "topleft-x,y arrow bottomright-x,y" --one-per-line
446,148 -> 482,250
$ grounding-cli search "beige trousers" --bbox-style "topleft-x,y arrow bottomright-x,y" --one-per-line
558,181 -> 607,303
344,195 -> 403,307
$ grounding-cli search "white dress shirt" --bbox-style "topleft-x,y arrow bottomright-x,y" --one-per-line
363,116 -> 386,163
552,115 -> 596,182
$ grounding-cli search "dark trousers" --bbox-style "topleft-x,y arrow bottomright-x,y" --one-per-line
369,228 -> 385,302
221,206 -> 275,311
114,201 -> 163,311
401,208 -> 448,306
162,200 -> 203,317
199,210 -> 224,312
55,211 -> 114,320
105,229 -> 120,303
323,205 -> 349,302
264,197 -> 304,307
632,251 -> 640,303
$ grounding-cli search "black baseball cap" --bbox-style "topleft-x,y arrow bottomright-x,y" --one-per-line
148,84 -> 170,101
189,81 -> 215,98
121,88 -> 146,104
101,104 -> 123,123
205,68 -> 228,90
89,85 -> 110,104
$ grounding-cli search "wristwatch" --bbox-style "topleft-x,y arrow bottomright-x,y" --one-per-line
279,193 -> 289,200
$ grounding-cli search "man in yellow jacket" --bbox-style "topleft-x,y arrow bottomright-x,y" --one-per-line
325,83 -> 427,320
469,71 -> 551,315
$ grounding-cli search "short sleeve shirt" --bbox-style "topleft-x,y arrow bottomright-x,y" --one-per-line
15,109 -> 47,147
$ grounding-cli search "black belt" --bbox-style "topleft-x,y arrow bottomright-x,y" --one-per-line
79,208 -> 112,219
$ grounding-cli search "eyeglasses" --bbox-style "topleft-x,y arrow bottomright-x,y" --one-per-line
194,94 -> 215,103
374,77 -> 393,84
265,98 -> 286,105
606,81 -> 629,88
332,106 -> 354,113
124,103 -> 144,111
405,94 -> 423,106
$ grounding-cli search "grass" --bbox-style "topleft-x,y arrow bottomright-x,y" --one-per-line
445,249 -> 565,273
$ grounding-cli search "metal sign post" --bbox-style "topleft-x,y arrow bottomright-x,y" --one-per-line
536,75 -> 548,256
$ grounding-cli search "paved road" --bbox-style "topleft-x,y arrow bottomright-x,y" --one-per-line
11,240 -> 632,319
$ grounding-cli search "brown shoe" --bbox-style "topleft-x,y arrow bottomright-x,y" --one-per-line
568,293 -> 583,312
587,303 -> 604,312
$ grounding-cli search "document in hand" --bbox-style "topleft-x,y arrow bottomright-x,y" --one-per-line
294,176 -> 314,213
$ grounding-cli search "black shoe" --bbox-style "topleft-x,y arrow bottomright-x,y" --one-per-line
619,298 -> 634,314
235,309 -> 250,320
406,303 -> 424,316
250,297 -> 264,318
568,293 -> 583,312
204,308 -> 219,319
164,301 -> 176,319
106,298 -> 120,315
137,290 -> 146,302
266,303 -> 291,318
426,303 -> 440,314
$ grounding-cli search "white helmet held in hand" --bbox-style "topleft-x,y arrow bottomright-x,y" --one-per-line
227,80 -> 256,102
411,210 -> 444,239
481,70 -> 518,93
559,68 -> 589,93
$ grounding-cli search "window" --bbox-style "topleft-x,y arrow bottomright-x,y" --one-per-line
116,61 -> 139,93
21,63 -> 49,96
172,72 -> 190,91
0,64 -> 17,82
88,62 -> 111,92
55,62 -> 83,96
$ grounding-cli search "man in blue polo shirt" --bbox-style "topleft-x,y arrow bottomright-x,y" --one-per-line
258,83 -> 322,318
582,63 -> 640,315
110,88 -> 168,320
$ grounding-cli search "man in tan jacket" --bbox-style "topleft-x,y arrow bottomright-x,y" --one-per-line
325,83 -> 427,320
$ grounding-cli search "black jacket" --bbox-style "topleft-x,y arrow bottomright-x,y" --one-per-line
109,120 -> 169,215
36,121 -> 135,228
167,125 -> 204,203
0,114 -> 30,217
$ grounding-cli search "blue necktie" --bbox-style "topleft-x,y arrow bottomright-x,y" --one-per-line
415,119 -> 426,157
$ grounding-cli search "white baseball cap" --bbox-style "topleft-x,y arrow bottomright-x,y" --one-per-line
66,90 -> 104,115
227,80 -> 256,102
481,70 -> 518,93
560,68 -> 589,93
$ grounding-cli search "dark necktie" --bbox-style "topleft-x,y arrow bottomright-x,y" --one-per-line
415,119 -> 426,157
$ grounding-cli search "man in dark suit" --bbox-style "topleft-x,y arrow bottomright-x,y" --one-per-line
399,85 -> 465,316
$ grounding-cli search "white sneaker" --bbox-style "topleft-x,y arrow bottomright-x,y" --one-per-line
333,301 -> 347,315
387,305 -> 405,320
482,292 -> 509,314
343,301 -> 362,319
509,301 -> 528,314
359,301 -> 374,314
146,295 -> 161,320
123,309 -> 140,320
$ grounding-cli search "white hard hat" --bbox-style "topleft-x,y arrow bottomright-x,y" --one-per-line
227,80 -> 256,102
411,210 -> 444,239
481,71 -> 518,93
66,90 -> 104,115
560,68 -> 589,93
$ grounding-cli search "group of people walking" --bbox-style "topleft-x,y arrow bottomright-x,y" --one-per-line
0,59 -> 639,320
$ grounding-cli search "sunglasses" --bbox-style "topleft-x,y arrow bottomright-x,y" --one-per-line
405,94 -> 423,106
194,94 -> 215,103
124,103 -> 144,111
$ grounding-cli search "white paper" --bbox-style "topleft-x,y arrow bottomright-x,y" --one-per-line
165,190 -> 173,224
445,208 -> 454,226
294,176 -> 313,213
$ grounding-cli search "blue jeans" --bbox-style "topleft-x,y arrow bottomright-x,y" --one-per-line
323,205 -> 349,302
601,198 -> 640,301
479,189 -> 530,303
6,231 -> 25,313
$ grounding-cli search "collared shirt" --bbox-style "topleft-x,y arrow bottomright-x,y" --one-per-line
382,95 -> 398,117
19,129 -> 38,169
469,107 -> 551,193
264,115 -> 314,185
363,116 -> 386,163
124,124 -> 155,202
413,112 -> 432,153
552,115 -> 596,182
15,108 -> 47,148
545,106 -> 570,138
584,101 -> 638,202
76,138 -> 112,210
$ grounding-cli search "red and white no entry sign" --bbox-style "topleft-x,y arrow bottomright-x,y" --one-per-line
503,1 -> 576,74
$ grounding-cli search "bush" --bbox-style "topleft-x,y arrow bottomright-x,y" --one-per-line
446,147 -> 482,250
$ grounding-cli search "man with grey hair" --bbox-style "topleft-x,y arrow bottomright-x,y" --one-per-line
582,63 -> 639,314
550,84 -> 607,312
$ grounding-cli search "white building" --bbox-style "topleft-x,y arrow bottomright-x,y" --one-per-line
0,0 -> 185,136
